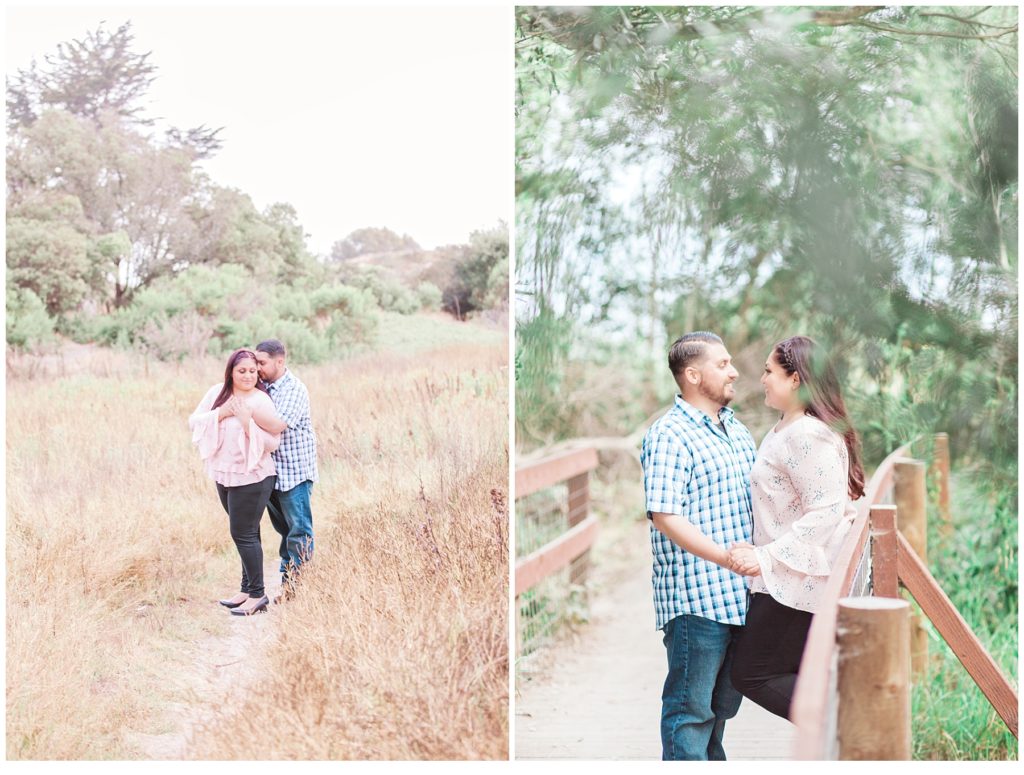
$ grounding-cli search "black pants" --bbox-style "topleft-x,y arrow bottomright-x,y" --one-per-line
216,475 -> 276,598
731,592 -> 814,720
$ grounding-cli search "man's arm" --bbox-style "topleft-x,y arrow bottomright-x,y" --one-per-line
651,512 -> 731,568
651,512 -> 760,576
252,402 -> 287,433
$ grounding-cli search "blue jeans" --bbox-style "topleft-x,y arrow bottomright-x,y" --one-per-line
266,480 -> 314,581
661,613 -> 743,760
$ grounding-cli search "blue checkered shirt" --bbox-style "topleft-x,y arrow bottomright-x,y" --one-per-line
641,396 -> 757,630
265,369 -> 318,492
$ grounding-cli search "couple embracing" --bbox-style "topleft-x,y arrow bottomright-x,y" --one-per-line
188,339 -> 318,615
642,331 -> 864,760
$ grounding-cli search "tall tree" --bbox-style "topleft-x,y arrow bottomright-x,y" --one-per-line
6,21 -> 156,130
443,225 -> 509,318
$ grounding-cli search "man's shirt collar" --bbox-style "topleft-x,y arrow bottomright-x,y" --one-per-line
673,394 -> 735,428
266,368 -> 292,392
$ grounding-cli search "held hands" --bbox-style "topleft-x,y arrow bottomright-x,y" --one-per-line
727,542 -> 761,577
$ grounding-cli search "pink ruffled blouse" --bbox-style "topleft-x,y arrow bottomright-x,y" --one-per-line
749,414 -> 858,613
188,384 -> 280,487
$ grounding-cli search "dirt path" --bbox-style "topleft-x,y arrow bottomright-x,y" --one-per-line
515,521 -> 796,760
127,560 -> 284,759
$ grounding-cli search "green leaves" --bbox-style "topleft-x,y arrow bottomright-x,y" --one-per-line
516,5 -> 1018,493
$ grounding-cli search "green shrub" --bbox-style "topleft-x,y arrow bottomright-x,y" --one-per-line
344,267 -> 419,314
57,311 -> 105,344
415,281 -> 443,310
45,265 -> 383,363
266,319 -> 331,363
6,286 -> 55,350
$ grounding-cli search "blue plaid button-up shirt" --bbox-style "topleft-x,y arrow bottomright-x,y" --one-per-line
641,395 -> 757,630
265,369 -> 318,492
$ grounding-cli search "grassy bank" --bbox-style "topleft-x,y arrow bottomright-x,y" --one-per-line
910,472 -> 1018,760
6,319 -> 509,759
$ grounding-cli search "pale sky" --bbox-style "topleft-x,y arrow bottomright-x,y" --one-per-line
5,3 -> 511,255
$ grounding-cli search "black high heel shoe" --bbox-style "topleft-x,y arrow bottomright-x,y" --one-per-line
230,595 -> 269,616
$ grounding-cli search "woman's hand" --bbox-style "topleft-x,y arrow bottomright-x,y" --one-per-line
728,543 -> 761,577
231,397 -> 253,426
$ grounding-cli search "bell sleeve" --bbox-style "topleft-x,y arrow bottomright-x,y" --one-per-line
189,384 -> 223,461
754,425 -> 850,577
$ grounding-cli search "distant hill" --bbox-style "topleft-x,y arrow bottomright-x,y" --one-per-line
337,245 -> 463,291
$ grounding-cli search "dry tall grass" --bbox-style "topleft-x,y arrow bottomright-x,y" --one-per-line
6,334 -> 509,760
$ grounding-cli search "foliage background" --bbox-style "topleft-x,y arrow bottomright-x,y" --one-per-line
6,19 -> 511,761
515,5 -> 1016,760
6,22 -> 509,362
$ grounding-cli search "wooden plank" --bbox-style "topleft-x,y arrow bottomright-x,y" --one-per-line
870,505 -> 899,599
567,473 -> 589,526
566,473 -> 591,585
896,533 -> 1018,738
515,515 -> 599,596
895,459 -> 929,678
516,448 -> 599,499
790,508 -> 870,760
515,556 -> 796,760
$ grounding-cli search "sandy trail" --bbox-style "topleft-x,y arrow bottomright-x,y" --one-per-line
515,520 -> 795,760
128,560 -> 284,760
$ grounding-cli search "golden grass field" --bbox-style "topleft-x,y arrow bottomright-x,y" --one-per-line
6,321 -> 509,760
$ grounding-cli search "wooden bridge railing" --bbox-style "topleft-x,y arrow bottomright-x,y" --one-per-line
791,434 -> 1018,759
514,448 -> 600,653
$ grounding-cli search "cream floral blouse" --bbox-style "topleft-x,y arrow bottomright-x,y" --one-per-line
749,414 -> 857,613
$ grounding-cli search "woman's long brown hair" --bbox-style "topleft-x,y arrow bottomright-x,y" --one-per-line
774,336 -> 865,500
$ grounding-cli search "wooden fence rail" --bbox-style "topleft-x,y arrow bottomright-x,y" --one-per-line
514,448 -> 600,652
791,435 -> 1018,759
790,442 -> 910,759
895,532 -> 1018,736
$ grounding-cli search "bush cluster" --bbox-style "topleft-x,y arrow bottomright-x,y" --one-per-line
85,265 -> 382,363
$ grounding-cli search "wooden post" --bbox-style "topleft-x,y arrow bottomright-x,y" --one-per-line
895,458 -> 928,678
837,597 -> 912,760
933,433 -> 951,537
870,505 -> 899,599
566,473 -> 590,588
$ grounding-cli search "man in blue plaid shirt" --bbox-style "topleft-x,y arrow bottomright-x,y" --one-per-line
255,339 -> 319,593
641,331 -> 760,760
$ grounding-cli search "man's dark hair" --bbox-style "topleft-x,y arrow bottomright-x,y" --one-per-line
668,331 -> 723,383
255,339 -> 287,358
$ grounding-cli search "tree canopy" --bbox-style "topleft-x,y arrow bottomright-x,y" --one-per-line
330,227 -> 421,261
6,20 -> 507,358
516,5 -> 1017,488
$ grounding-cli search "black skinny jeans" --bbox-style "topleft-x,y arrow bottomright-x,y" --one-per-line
216,475 -> 276,599
731,592 -> 814,720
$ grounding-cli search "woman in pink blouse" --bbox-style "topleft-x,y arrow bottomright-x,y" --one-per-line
728,335 -> 865,719
189,348 -> 286,616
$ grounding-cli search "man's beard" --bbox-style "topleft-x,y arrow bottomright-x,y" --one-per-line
698,380 -> 734,407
